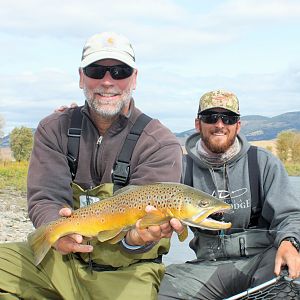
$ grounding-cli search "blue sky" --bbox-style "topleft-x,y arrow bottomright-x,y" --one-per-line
1,0 -> 300,135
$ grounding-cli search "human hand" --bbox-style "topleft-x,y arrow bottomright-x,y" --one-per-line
124,205 -> 185,246
52,207 -> 93,255
54,102 -> 78,113
274,240 -> 300,278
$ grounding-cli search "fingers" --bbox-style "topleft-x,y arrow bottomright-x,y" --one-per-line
54,105 -> 68,112
54,103 -> 78,112
170,218 -> 185,235
275,241 -> 300,278
70,102 -> 78,108
59,207 -> 72,217
125,206 -> 184,246
274,256 -> 282,276
53,234 -> 93,255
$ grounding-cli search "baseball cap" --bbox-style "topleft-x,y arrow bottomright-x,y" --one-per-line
198,89 -> 240,115
80,32 -> 136,69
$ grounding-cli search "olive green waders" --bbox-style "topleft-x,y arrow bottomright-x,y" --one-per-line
0,183 -> 169,299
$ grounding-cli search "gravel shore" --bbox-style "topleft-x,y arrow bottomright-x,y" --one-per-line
0,188 -> 34,243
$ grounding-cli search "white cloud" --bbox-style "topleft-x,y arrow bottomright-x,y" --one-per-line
1,0 -> 300,135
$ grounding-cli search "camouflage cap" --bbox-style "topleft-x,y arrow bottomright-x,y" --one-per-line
198,89 -> 240,115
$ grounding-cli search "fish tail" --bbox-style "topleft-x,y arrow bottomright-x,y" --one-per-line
27,224 -> 52,266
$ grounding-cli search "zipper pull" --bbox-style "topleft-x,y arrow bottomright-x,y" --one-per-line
96,136 -> 103,145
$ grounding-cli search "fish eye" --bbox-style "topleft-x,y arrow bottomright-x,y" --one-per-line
198,200 -> 209,207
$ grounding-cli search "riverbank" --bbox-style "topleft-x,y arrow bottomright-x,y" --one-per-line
0,187 -> 33,242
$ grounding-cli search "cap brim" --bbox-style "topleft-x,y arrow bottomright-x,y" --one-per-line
80,51 -> 136,69
200,107 -> 240,115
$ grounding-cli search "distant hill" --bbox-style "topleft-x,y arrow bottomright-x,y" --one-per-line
1,112 -> 300,148
241,111 -> 300,141
175,111 -> 300,145
0,128 -> 35,148
0,134 -> 10,147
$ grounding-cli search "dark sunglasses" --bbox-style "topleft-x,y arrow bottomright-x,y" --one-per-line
199,113 -> 240,125
83,64 -> 134,80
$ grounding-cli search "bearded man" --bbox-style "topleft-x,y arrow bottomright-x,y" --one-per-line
159,89 -> 300,299
0,32 -> 183,300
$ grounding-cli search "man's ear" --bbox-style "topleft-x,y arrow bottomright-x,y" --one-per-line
236,120 -> 241,134
195,118 -> 201,132
131,69 -> 138,90
79,68 -> 84,89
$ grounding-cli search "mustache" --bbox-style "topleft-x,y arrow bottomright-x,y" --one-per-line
92,87 -> 122,94
212,128 -> 227,134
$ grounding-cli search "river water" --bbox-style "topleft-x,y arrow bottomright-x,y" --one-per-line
163,176 -> 300,265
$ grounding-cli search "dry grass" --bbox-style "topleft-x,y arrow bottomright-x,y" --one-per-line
249,139 -> 277,156
0,161 -> 28,193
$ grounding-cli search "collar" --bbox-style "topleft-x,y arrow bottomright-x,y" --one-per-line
195,137 -> 241,167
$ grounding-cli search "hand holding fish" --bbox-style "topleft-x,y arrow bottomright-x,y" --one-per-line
52,207 -> 94,255
124,206 -> 185,246
28,183 -> 232,265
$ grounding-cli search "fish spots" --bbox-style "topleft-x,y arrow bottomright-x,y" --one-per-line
118,207 -> 126,213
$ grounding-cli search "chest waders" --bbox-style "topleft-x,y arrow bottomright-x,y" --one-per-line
67,107 -> 170,270
183,147 -> 272,260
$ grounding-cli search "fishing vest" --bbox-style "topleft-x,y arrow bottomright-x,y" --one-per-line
67,106 -> 170,268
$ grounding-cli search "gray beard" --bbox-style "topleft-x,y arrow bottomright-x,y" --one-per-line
84,87 -> 132,119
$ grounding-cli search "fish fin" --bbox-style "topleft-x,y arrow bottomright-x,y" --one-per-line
97,228 -> 124,243
27,225 -> 52,266
178,225 -> 188,242
106,231 -> 127,244
139,210 -> 171,229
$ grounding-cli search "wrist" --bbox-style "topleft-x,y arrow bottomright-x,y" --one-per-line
125,230 -> 145,247
281,237 -> 300,252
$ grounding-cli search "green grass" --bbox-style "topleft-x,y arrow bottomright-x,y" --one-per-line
0,161 -> 28,193
284,162 -> 300,177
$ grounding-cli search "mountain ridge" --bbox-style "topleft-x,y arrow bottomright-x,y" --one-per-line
175,111 -> 300,144
1,111 -> 300,148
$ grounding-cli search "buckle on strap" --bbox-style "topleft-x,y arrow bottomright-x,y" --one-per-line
112,161 -> 130,186
68,128 -> 82,137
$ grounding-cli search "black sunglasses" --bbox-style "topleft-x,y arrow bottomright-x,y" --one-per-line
199,113 -> 240,125
83,64 -> 134,80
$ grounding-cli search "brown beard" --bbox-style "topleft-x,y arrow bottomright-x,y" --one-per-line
201,127 -> 238,154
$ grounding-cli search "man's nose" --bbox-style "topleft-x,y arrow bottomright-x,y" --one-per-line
100,70 -> 115,85
215,118 -> 225,127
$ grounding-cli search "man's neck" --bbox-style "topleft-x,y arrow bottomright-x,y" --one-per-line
89,103 -> 131,136
90,111 -> 116,135
196,137 -> 241,166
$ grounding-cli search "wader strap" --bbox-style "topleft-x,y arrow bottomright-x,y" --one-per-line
182,154 -> 193,186
67,106 -> 83,180
112,113 -> 152,191
247,146 -> 261,227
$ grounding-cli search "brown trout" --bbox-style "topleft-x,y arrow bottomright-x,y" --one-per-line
28,182 -> 232,265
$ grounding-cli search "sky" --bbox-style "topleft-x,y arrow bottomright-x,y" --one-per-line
1,0 -> 300,135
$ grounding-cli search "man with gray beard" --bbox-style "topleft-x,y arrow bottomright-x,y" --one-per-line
0,32 -> 183,300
